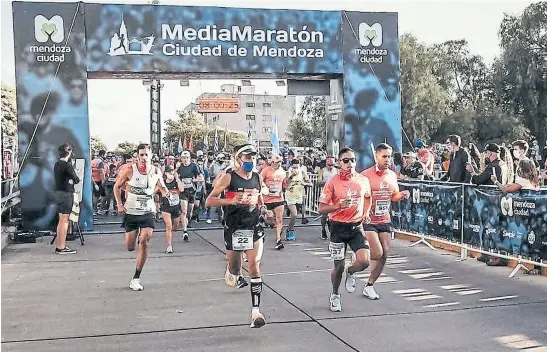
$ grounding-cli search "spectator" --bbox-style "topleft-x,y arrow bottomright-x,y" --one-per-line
468,143 -> 502,186
401,152 -> 425,180
440,135 -> 469,183
493,159 -> 539,192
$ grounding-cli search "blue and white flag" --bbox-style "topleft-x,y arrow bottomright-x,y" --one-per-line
214,128 -> 219,152
271,115 -> 280,156
177,137 -> 183,154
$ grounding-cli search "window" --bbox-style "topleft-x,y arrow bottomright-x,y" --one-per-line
262,102 -> 272,108
262,127 -> 272,133
246,115 -> 256,120
246,102 -> 255,107
262,114 -> 272,122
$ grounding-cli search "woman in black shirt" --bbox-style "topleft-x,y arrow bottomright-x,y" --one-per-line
53,143 -> 80,254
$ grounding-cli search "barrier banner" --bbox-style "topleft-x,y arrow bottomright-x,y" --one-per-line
463,186 -> 547,259
392,182 -> 463,242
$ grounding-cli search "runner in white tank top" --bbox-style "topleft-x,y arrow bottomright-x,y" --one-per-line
114,144 -> 169,291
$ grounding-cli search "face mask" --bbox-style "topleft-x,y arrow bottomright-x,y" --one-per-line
326,160 -> 334,166
513,150 -> 521,159
218,160 -> 224,165
339,168 -> 353,180
242,160 -> 255,172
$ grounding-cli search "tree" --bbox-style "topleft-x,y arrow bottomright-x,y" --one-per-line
496,2 -> 547,144
1,84 -> 18,148
113,141 -> 138,154
399,34 -> 451,147
287,96 -> 326,147
475,107 -> 530,145
90,136 -> 108,156
163,111 -> 246,153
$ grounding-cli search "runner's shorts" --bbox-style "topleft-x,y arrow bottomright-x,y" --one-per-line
328,221 -> 369,260
181,189 -> 196,204
363,223 -> 393,233
160,204 -> 182,218
224,226 -> 265,251
265,201 -> 285,210
122,213 -> 155,232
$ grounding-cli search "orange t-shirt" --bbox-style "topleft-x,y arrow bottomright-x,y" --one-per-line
319,174 -> 371,224
361,166 -> 399,224
260,166 -> 287,203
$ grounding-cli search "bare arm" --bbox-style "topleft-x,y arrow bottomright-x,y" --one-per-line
114,166 -> 132,208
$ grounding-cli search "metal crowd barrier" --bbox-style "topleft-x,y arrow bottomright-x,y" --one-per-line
391,179 -> 547,278
1,178 -> 20,216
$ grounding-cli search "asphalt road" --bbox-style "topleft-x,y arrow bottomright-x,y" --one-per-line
2,218 -> 547,352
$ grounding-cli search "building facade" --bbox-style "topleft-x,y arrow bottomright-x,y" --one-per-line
183,84 -> 296,152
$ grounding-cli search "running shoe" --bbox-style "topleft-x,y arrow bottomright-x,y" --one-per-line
345,268 -> 356,293
129,278 -> 144,291
250,309 -> 266,328
330,293 -> 342,312
236,275 -> 248,289
182,232 -> 189,242
363,285 -> 380,300
166,245 -> 173,254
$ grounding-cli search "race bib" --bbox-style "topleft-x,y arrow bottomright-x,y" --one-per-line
232,230 -> 254,251
268,182 -> 282,196
329,241 -> 345,261
136,196 -> 152,211
168,193 -> 180,206
108,177 -> 117,182
374,200 -> 391,217
182,178 -> 194,189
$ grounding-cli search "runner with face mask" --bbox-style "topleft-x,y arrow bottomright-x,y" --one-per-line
114,144 -> 169,291
205,144 -> 274,328
319,147 -> 372,312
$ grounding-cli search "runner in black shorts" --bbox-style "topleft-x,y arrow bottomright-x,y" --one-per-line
160,165 -> 183,253
206,144 -> 274,328
177,151 -> 204,241
318,147 -> 372,312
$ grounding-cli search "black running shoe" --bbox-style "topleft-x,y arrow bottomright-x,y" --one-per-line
275,240 -> 284,250
55,247 -> 77,255
321,231 -> 328,240
236,276 -> 248,289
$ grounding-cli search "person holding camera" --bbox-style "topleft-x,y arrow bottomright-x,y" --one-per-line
53,143 -> 79,254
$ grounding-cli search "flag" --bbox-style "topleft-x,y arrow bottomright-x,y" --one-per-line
177,138 -> 183,154
247,129 -> 253,144
271,115 -> 280,156
203,133 -> 209,150
224,123 -> 228,149
183,137 -> 188,150
189,135 -> 194,152
214,128 -> 219,152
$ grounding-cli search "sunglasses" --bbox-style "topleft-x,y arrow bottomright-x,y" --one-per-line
341,158 -> 355,164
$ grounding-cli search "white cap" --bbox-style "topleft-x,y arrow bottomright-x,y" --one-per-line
216,153 -> 226,160
196,150 -> 204,156
181,151 -> 191,158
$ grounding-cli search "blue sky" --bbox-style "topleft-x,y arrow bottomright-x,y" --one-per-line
0,0 -> 536,149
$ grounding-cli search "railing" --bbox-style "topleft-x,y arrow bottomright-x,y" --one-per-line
391,179 -> 547,277
304,173 -> 321,216
1,178 -> 20,216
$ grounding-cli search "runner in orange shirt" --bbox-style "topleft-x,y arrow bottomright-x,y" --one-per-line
260,154 -> 287,250
361,143 -> 410,300
319,147 -> 372,312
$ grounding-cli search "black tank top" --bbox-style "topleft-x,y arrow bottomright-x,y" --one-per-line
222,170 -> 260,230
161,177 -> 179,207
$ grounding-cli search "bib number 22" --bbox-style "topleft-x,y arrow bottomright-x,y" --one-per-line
232,230 -> 254,251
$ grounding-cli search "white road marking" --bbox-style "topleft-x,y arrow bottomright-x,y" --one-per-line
370,277 -> 399,284
304,248 -> 325,251
479,295 -> 518,302
455,289 -> 483,295
393,288 -> 427,294
421,276 -> 452,281
407,294 -> 442,301
399,268 -> 432,274
311,251 -> 331,255
401,292 -> 434,298
409,272 -> 444,279
441,284 -> 469,290
423,302 -> 460,308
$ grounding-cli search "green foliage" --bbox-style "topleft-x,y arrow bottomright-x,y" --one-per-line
1,84 -> 18,147
90,136 -> 108,156
113,141 -> 138,154
287,96 -> 326,147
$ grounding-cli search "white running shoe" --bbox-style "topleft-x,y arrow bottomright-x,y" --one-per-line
166,245 -> 173,253
363,285 -> 380,300
182,232 -> 189,242
345,268 -> 356,293
330,293 -> 342,312
250,308 -> 266,328
224,265 -> 237,288
129,278 -> 144,291
206,219 -> 212,224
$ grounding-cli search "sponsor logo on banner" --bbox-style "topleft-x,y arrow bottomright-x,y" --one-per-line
500,196 -> 513,216
31,15 -> 71,62
412,188 -> 420,204
527,231 -> 535,245
353,22 -> 388,64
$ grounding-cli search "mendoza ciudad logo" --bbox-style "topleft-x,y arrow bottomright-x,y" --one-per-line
31,15 -> 71,62
354,22 -> 388,64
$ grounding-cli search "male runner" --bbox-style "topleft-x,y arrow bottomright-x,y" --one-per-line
205,144 -> 274,328
91,150 -> 106,214
361,143 -> 410,299
260,154 -> 287,250
160,165 -> 184,253
319,147 -> 371,312
177,150 -> 204,240
114,143 -> 169,291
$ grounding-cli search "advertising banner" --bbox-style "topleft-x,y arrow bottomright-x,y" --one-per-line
341,12 -> 401,170
463,186 -> 547,259
326,79 -> 344,157
393,181 -> 463,242
13,2 -> 93,230
84,4 -> 343,74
